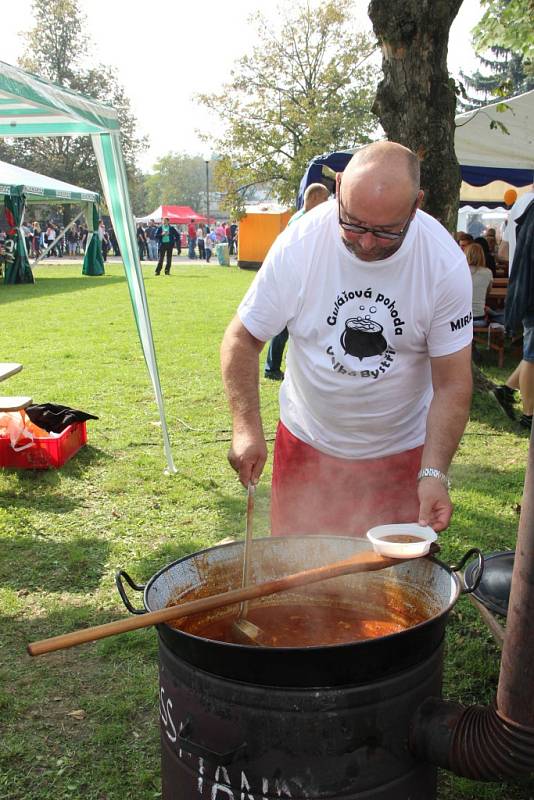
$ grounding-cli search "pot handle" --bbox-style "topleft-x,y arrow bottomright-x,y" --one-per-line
450,548 -> 484,594
178,719 -> 247,766
115,570 -> 146,615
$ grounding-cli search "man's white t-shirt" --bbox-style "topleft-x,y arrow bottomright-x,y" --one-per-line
238,201 -> 472,459
503,191 -> 534,268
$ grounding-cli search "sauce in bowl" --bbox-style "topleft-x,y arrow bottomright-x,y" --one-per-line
380,534 -> 425,543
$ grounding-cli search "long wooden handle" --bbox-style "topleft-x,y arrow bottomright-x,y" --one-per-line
239,483 -> 255,617
27,543 -> 438,656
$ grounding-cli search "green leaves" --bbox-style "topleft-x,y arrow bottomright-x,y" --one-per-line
197,0 -> 378,209
473,0 -> 534,66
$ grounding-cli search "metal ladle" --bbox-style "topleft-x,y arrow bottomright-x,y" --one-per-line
231,483 -> 264,645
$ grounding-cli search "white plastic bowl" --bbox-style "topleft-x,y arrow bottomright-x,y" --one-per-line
366,523 -> 437,559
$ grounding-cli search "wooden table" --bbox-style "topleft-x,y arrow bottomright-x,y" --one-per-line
0,363 -> 22,382
488,287 -> 507,309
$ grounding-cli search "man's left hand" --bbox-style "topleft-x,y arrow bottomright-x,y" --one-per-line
417,478 -> 452,531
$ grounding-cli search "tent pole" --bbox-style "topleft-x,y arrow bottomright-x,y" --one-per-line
32,210 -> 85,267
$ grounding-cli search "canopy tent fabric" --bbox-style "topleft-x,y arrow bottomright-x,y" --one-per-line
0,159 -> 99,203
82,202 -> 105,276
4,194 -> 33,283
297,91 -> 534,208
0,59 -> 175,473
0,158 -> 103,277
137,205 -> 212,225
455,90 -> 534,187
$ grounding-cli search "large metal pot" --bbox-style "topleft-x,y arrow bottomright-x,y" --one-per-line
116,536 -> 481,688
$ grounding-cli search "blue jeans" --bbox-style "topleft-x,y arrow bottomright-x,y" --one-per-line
265,328 -> 288,374
147,239 -> 158,260
523,313 -> 534,362
188,237 -> 197,259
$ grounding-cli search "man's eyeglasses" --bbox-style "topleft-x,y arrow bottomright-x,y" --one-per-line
338,194 -> 418,241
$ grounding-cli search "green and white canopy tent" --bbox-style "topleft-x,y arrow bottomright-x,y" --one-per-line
0,159 -> 104,282
0,59 -> 176,473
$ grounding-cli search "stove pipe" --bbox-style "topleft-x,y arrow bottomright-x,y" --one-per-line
410,430 -> 534,780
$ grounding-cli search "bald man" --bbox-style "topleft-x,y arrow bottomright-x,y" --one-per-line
221,142 -> 473,537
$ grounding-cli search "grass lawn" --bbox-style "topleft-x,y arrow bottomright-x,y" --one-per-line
0,259 -> 533,800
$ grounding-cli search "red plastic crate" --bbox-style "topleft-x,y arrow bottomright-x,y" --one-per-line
0,422 -> 87,469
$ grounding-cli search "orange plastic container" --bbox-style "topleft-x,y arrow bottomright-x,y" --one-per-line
0,422 -> 87,469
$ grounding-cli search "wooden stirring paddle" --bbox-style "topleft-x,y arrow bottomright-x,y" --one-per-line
27,542 -> 439,656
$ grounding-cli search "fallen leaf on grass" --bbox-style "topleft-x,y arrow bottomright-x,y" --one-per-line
111,510 -> 121,518
66,709 -> 86,720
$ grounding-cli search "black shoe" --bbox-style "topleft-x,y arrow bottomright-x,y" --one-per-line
164,271 -> 170,275
519,414 -> 532,430
264,370 -> 284,381
490,386 -> 516,420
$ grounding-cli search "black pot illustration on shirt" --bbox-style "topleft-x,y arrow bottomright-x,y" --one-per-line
340,317 -> 387,360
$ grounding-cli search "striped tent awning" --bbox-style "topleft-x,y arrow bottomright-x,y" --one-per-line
0,60 -> 120,137
0,59 -> 175,473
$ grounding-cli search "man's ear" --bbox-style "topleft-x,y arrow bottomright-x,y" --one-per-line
414,189 -> 424,213
335,172 -> 342,196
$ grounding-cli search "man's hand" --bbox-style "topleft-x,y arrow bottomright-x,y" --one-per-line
417,478 -> 452,532
228,429 -> 268,488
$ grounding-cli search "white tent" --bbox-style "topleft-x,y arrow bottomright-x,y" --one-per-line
455,89 -> 534,190
0,160 -> 99,203
0,60 -> 176,473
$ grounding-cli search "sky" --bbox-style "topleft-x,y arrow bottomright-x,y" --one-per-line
2,0 -> 485,173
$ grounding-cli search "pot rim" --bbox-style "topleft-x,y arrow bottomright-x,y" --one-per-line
142,535 -> 463,653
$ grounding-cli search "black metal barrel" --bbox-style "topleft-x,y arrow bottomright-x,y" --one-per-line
117,536 -> 481,798
159,640 -> 443,799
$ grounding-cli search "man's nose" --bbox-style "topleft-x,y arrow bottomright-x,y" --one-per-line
359,232 -> 377,250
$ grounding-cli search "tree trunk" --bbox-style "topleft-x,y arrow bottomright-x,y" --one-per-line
368,0 -> 463,231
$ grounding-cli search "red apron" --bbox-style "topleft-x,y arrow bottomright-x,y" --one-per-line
271,422 -> 423,538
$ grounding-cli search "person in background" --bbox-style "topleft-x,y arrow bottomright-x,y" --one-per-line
484,226 -> 498,255
146,219 -> 159,260
187,218 -> 197,259
264,183 -> 331,380
101,227 -> 111,261
109,227 -> 120,257
136,224 -> 147,261
215,221 -> 226,242
32,221 -> 41,257
205,227 -> 216,263
45,222 -> 56,257
474,236 -> 496,275
66,225 -> 78,257
225,221 -> 232,250
197,225 -> 205,260
457,232 -> 474,251
221,142 -> 472,537
492,183 -> 534,428
465,243 -> 492,328
499,183 -> 534,274
155,216 -> 179,275
228,222 -> 238,255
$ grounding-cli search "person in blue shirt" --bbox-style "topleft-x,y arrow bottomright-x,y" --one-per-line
264,183 -> 331,380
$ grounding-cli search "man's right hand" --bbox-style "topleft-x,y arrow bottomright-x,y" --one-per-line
228,429 -> 268,488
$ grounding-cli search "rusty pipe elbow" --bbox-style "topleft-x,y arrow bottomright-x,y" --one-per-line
410,697 -> 534,780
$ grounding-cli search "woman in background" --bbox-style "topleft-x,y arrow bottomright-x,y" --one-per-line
466,242 -> 493,327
